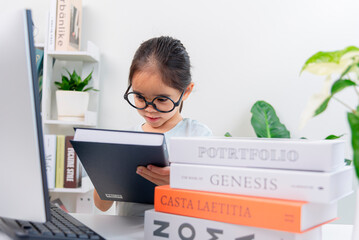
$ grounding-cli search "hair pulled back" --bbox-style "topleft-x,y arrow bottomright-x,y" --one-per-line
129,36 -> 192,92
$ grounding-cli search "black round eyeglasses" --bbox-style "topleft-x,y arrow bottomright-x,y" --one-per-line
123,85 -> 185,113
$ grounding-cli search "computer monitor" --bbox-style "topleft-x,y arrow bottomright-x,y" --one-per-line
0,9 -> 51,222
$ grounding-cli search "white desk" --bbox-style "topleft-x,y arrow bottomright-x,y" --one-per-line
0,213 -> 354,240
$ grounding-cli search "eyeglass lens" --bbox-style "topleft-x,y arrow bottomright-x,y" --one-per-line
126,92 -> 175,112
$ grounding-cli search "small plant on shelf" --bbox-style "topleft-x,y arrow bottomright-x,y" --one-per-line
55,69 -> 98,121
55,69 -> 98,92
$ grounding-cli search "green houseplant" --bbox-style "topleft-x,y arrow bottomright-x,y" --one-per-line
300,46 -> 359,178
300,46 -> 359,240
55,69 -> 97,121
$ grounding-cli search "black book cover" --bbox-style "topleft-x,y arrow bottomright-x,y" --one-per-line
70,129 -> 168,204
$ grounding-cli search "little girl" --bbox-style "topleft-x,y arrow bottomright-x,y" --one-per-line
94,36 -> 212,216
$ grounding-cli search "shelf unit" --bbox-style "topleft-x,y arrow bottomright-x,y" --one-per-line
40,7 -> 101,209
42,41 -> 101,133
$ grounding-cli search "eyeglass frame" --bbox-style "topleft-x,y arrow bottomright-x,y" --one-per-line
123,84 -> 186,113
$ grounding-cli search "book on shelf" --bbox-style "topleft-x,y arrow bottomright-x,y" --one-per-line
47,0 -> 57,51
43,134 -> 57,189
70,128 -> 169,203
170,163 -> 353,203
145,209 -> 323,240
35,47 -> 44,104
55,0 -> 82,51
169,137 -> 345,172
64,136 -> 82,188
55,135 -> 65,188
154,185 -> 337,233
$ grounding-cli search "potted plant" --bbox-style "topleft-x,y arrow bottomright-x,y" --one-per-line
300,46 -> 359,240
55,69 -> 97,121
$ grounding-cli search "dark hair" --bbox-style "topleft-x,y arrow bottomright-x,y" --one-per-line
129,36 -> 192,92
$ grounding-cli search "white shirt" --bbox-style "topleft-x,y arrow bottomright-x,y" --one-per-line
115,118 -> 212,216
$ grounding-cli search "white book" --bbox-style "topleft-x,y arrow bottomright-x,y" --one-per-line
170,163 -> 353,203
169,137 -> 345,172
43,134 -> 57,189
144,209 -> 322,240
47,0 -> 57,51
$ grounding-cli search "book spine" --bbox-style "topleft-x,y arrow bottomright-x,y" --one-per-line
144,209 -> 322,240
170,163 -> 353,203
64,136 -> 79,188
169,138 -> 345,172
55,0 -> 82,51
154,186 -> 336,233
55,0 -> 70,51
55,135 -> 65,188
44,135 -> 57,189
47,0 -> 57,51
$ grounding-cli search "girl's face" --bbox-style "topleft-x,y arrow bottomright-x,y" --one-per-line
131,69 -> 192,133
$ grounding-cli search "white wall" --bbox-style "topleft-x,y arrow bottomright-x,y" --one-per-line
2,0 -> 358,223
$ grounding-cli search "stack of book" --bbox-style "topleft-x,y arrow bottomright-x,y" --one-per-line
144,137 -> 353,239
43,135 -> 82,189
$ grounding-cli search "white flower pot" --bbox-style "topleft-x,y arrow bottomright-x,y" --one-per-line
56,90 -> 89,121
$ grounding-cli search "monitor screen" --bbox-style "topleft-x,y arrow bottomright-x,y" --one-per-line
0,9 -> 50,223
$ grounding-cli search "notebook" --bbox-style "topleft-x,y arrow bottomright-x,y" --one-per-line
71,128 -> 169,204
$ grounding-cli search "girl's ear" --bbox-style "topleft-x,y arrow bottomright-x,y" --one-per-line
182,82 -> 194,101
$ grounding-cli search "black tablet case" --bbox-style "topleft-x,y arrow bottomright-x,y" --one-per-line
70,132 -> 168,204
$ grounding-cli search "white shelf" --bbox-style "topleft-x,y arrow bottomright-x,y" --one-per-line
43,111 -> 97,126
47,51 -> 98,62
49,176 -> 93,194
43,120 -> 96,127
47,41 -> 100,62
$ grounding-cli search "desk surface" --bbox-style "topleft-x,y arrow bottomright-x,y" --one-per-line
0,213 -> 354,240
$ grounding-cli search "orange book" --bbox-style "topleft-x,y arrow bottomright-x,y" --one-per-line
154,185 -> 337,233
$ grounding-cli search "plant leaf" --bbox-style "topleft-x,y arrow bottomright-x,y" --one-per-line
331,79 -> 356,95
348,112 -> 359,178
250,101 -> 290,138
300,46 -> 359,75
55,68 -> 97,92
345,159 -> 352,166
325,134 -> 344,140
83,71 -> 93,84
314,96 -> 331,116
224,132 -> 232,137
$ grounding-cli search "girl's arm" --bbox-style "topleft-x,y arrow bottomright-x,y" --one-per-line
136,165 -> 170,185
93,189 -> 114,211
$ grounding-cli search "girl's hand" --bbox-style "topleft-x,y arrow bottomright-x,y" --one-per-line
136,165 -> 170,186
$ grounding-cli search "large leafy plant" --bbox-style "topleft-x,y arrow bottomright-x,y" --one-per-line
301,46 -> 359,179
55,69 -> 97,92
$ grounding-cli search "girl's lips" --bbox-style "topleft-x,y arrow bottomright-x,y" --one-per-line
146,116 -> 160,122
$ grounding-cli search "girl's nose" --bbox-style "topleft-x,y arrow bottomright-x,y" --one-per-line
145,104 -> 157,112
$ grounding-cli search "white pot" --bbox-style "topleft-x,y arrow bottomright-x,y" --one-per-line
56,90 -> 89,121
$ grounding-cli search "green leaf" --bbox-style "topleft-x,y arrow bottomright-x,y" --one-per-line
314,96 -> 331,116
325,134 -> 344,140
250,101 -> 290,138
331,79 -> 356,95
348,112 -> 359,179
224,132 -> 232,137
83,71 -> 93,84
54,68 -> 98,92
345,159 -> 352,166
301,46 -> 359,73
